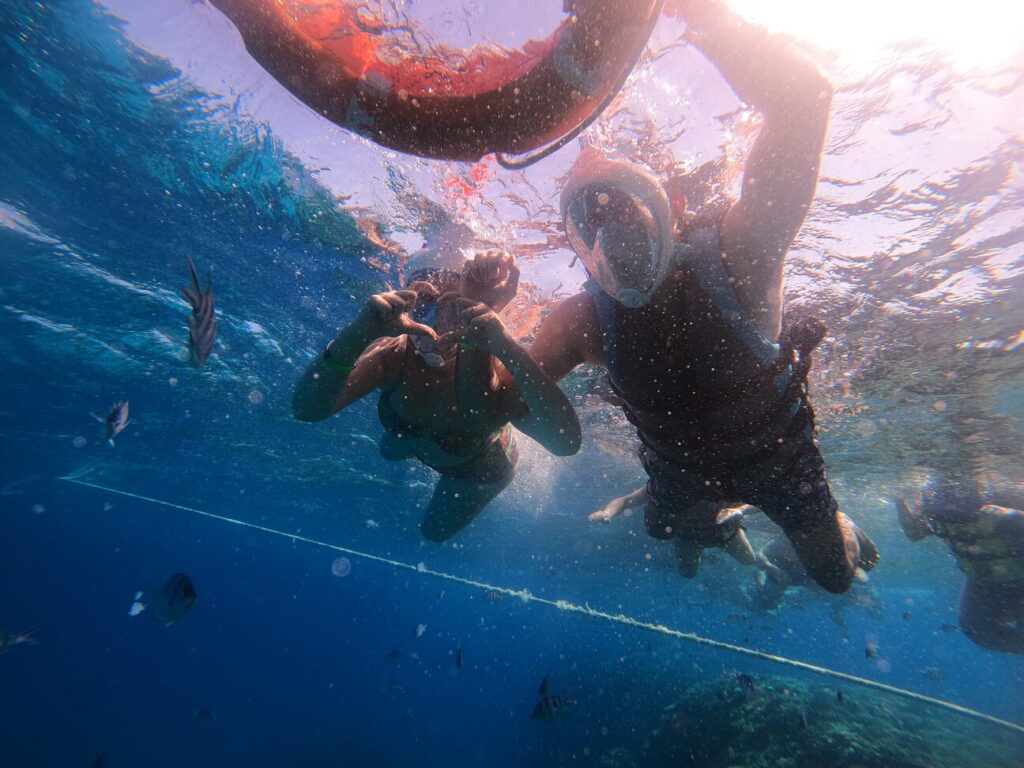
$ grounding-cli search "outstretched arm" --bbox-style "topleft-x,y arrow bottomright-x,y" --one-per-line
669,0 -> 833,338
292,289 -> 433,422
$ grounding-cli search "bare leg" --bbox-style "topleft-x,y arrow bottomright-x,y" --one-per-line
420,471 -> 513,542
724,529 -> 757,566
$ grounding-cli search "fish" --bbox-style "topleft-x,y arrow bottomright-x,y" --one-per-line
193,708 -> 216,721
938,623 -> 960,633
413,623 -> 427,638
483,589 -> 506,604
532,674 -> 575,721
383,683 -> 405,699
129,572 -> 197,626
455,642 -> 463,669
726,613 -> 747,623
836,689 -> 845,704
386,648 -> 402,661
93,401 -> 129,446
864,641 -> 879,659
735,673 -> 757,701
797,710 -> 808,729
532,694 -> 574,721
181,257 -> 217,366
539,674 -> 551,697
364,519 -> 380,529
919,666 -> 945,682
902,612 -> 912,621
0,626 -> 39,655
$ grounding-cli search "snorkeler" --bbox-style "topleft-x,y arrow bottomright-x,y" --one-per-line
292,248 -> 581,541
897,475 -> 1024,654
528,0 -> 873,592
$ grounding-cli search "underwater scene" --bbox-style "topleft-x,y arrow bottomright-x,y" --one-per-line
1,1 -> 1022,766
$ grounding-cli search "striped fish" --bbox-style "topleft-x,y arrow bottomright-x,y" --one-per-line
532,694 -> 573,721
182,257 -> 216,366
531,674 -> 575,721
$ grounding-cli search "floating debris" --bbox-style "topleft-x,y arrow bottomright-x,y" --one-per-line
920,666 -> 946,682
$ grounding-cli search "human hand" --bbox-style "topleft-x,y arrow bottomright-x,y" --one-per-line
354,288 -> 438,339
437,296 -> 511,356
454,249 -> 519,311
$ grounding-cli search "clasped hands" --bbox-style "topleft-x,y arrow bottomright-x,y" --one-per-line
355,249 -> 519,356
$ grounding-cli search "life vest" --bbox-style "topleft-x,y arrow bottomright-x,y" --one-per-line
209,0 -> 664,164
588,223 -> 818,467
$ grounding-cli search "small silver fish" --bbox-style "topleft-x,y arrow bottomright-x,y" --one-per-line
129,572 -> 197,626
919,666 -> 945,682
414,623 -> 427,638
182,257 -> 216,366
0,626 -> 39,656
95,401 -> 129,446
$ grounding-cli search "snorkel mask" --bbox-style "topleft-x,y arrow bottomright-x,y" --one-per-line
561,159 -> 677,308
404,244 -> 467,368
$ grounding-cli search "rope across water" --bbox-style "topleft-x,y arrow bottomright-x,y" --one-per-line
62,475 -> 1024,736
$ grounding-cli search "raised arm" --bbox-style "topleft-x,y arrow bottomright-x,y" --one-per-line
445,297 -> 581,456
292,289 -> 433,422
670,0 -> 833,337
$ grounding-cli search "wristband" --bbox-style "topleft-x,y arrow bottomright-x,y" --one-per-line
323,340 -> 356,372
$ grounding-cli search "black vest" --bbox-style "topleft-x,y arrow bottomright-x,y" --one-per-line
589,225 -> 799,464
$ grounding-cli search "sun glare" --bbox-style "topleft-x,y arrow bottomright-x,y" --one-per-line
730,0 -> 1024,74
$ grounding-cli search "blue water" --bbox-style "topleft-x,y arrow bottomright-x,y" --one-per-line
2,2 -> 1023,766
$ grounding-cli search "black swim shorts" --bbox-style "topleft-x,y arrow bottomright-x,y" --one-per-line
640,404 -> 838,543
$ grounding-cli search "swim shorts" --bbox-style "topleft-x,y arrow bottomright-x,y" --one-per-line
641,402 -> 838,544
435,424 -> 519,486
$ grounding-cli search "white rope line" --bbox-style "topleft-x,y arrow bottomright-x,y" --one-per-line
61,476 -> 1024,736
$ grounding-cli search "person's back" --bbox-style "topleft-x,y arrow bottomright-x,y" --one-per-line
898,475 -> 1024,654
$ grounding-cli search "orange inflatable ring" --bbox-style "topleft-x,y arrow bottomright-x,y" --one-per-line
210,0 -> 664,165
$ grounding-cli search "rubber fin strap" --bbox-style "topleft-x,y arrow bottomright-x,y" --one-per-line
61,475 -> 1024,737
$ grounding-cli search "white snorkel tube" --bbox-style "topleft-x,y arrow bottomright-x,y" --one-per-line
560,158 -> 680,308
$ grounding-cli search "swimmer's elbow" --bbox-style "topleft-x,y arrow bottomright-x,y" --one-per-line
291,394 -> 330,423
550,424 -> 582,457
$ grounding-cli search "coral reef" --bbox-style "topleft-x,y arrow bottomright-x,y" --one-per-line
641,674 -> 1023,768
